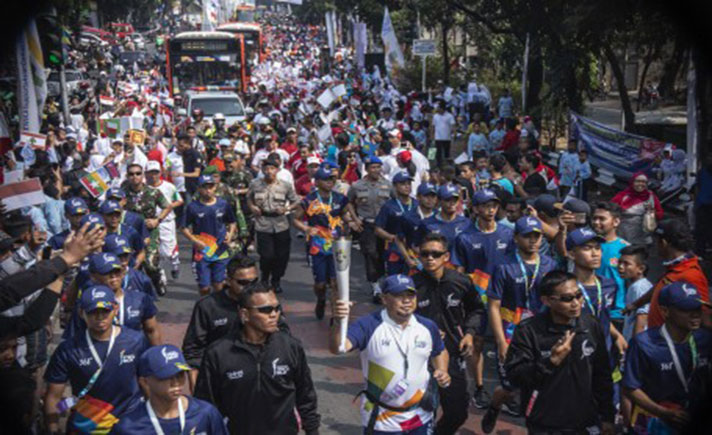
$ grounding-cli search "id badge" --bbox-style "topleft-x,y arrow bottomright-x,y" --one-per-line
382,379 -> 410,403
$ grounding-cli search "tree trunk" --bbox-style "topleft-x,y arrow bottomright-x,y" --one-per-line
636,47 -> 654,112
603,43 -> 635,131
441,19 -> 450,86
526,41 -> 544,124
658,35 -> 686,100
694,49 -> 711,162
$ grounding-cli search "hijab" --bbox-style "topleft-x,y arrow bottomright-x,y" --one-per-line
612,171 -> 651,209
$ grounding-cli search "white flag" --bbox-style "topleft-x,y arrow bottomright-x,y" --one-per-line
381,7 -> 405,76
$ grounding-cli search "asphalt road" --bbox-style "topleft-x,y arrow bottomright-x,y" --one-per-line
156,233 -> 526,435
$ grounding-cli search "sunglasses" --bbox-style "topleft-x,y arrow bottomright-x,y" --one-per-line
250,304 -> 281,314
235,277 -> 259,286
128,172 -> 143,176
420,250 -> 447,259
551,291 -> 584,303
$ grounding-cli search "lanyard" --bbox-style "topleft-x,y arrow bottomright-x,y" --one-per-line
660,325 -> 698,394
386,316 -> 411,377
475,219 -> 496,233
578,279 -> 602,316
147,397 -> 185,435
113,294 -> 125,326
515,252 -> 540,310
316,191 -> 333,208
417,207 -> 432,220
79,326 -> 117,398
395,198 -> 413,215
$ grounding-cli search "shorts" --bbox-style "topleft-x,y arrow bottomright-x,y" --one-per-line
311,253 -> 336,284
158,219 -> 178,259
192,258 -> 228,288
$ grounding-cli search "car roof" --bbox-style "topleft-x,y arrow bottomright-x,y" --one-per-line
187,91 -> 241,99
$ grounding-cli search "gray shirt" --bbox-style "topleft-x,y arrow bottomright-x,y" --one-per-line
348,177 -> 392,221
248,178 -> 299,233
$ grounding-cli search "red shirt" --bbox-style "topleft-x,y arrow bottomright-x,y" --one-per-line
648,255 -> 709,328
281,141 -> 298,160
498,129 -> 520,151
291,157 -> 308,179
295,173 -> 314,197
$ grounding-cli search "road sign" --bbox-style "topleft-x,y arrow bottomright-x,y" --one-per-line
412,39 -> 436,56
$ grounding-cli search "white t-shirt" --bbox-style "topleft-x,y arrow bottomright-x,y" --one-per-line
150,180 -> 180,222
166,151 -> 186,192
432,112 -> 456,141
251,148 -> 290,169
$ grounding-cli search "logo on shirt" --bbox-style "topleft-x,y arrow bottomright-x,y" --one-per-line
682,284 -> 697,297
496,240 -> 507,250
226,370 -> 244,380
455,227 -> 464,236
272,358 -> 289,377
197,213 -> 205,218
213,317 -> 228,326
446,293 -> 460,307
418,299 -> 430,308
380,338 -> 392,347
119,350 -> 136,366
91,288 -> 107,300
217,211 -> 224,218
661,361 -> 674,371
515,276 -> 525,284
414,339 -> 428,349
580,339 -> 594,359
79,357 -> 93,367
471,243 -> 482,249
126,306 -> 140,318
162,347 -> 179,363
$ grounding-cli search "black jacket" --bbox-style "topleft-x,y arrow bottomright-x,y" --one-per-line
504,311 -> 615,431
182,291 -> 290,368
194,326 -> 320,435
413,269 -> 485,355
0,256 -> 69,312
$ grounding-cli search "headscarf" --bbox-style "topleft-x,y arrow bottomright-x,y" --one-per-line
611,171 -> 651,209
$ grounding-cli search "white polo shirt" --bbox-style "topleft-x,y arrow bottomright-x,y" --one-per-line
347,309 -> 444,432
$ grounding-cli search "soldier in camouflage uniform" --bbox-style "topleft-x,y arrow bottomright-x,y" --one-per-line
203,161 -> 249,256
223,151 -> 255,251
121,162 -> 173,295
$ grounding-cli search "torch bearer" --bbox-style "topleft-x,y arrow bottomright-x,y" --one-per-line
333,237 -> 352,353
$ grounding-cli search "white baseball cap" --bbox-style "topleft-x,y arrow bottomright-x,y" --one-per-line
145,161 -> 161,172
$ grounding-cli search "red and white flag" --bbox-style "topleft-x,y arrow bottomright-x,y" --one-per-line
19,131 -> 46,150
0,178 -> 45,211
100,95 -> 115,106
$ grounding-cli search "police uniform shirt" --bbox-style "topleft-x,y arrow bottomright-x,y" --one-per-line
248,178 -> 299,233
45,327 -> 149,432
451,223 -> 514,295
185,198 -> 236,260
109,396 -> 228,435
488,253 -> 559,342
623,327 -> 712,406
348,177 -> 392,222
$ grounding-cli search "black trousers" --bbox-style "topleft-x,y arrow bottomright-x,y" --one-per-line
436,360 -> 468,435
356,222 -> 384,284
256,230 -> 291,285
435,140 -> 451,167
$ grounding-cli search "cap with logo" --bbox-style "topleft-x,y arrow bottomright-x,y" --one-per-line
392,171 -> 413,184
80,285 -> 116,312
80,213 -> 105,229
417,182 -> 437,196
515,216 -> 543,235
659,281 -> 711,311
99,199 -> 122,215
90,252 -> 123,275
565,227 -> 605,251
472,189 -> 500,205
106,187 -> 126,200
198,174 -> 216,186
104,234 -> 133,256
314,167 -> 334,181
145,160 -> 161,173
64,198 -> 88,216
438,184 -> 460,200
382,274 -> 416,294
138,344 -> 191,379
306,156 -> 322,166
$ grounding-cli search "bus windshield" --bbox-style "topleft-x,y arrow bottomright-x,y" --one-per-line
237,10 -> 255,22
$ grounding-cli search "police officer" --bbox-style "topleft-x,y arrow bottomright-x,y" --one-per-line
346,156 -> 392,297
247,156 -> 299,291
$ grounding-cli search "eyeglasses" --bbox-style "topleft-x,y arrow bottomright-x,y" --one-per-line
250,304 -> 281,314
128,172 -> 143,176
235,277 -> 259,286
551,291 -> 584,303
420,250 -> 447,259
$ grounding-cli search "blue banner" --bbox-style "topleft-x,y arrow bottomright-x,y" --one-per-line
570,112 -> 667,180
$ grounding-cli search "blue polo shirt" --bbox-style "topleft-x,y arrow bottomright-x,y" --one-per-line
45,327 -> 149,433
579,276 -> 617,350
48,229 -> 71,250
300,190 -> 349,255
107,224 -> 145,257
122,210 -> 149,241
623,327 -> 712,407
375,198 -> 418,263
185,198 -> 236,261
488,253 -> 559,342
451,223 -> 514,296
416,214 -> 471,249
596,237 -> 629,320
399,208 -> 432,250
109,396 -> 228,434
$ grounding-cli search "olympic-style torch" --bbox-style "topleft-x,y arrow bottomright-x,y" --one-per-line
333,237 -> 352,353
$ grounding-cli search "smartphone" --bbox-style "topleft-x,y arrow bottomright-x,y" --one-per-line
574,213 -> 587,224
42,246 -> 52,260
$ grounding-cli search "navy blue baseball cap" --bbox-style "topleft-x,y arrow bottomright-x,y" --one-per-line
106,187 -> 126,200
198,174 -> 216,186
565,227 -> 605,251
314,167 -> 335,181
80,213 -> 105,229
438,184 -> 460,200
104,234 -> 133,256
90,252 -> 123,275
659,281 -> 710,311
80,285 -> 116,313
472,189 -> 500,206
417,182 -> 437,196
138,345 -> 191,379
364,156 -> 383,167
64,198 -> 88,216
392,171 -> 413,184
515,216 -> 543,235
99,200 -> 122,215
382,274 -> 416,294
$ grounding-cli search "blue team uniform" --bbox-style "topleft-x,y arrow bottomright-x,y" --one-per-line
109,396 -> 228,434
184,198 -> 236,287
301,191 -> 349,283
375,198 -> 418,275
416,213 -> 471,250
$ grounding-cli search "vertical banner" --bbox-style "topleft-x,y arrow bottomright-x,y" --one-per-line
354,22 -> 367,71
325,11 -> 335,58
381,7 -> 405,77
16,23 -> 40,133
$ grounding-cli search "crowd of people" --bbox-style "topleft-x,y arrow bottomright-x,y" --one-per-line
0,7 -> 711,435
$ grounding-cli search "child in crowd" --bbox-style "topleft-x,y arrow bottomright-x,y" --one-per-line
618,245 -> 652,341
